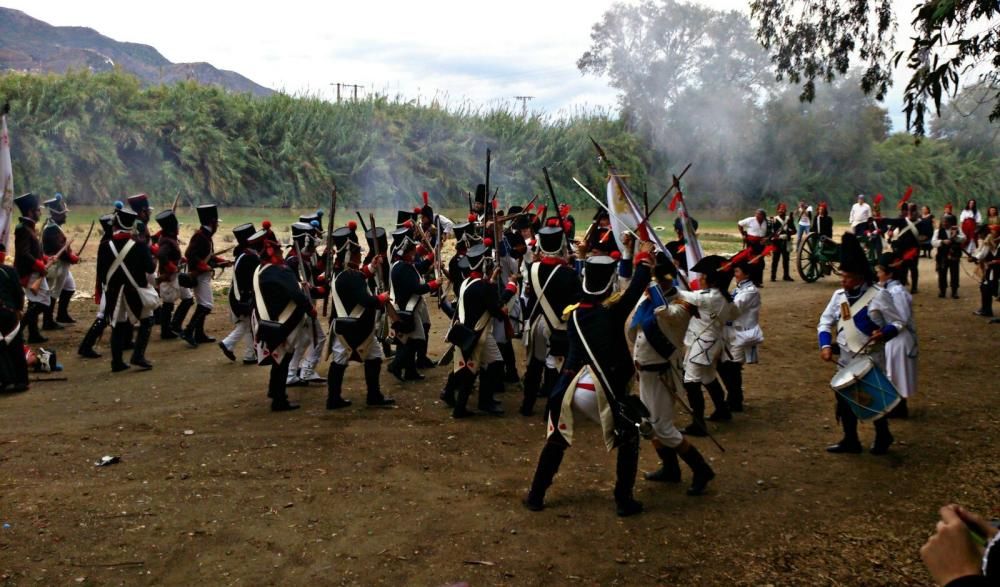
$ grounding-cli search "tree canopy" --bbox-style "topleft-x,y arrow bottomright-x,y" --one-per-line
750,0 -> 1000,136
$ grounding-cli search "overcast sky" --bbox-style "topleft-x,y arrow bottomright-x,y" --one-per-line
10,0 -> 916,127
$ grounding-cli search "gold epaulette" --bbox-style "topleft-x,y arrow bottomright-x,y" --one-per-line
602,292 -> 623,308
561,303 -> 580,321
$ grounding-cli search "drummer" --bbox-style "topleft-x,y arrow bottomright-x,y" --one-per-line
816,232 -> 905,455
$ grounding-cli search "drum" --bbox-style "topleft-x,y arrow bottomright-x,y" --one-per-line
830,355 -> 900,421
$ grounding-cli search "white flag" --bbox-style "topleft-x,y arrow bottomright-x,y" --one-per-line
678,201 -> 704,290
606,176 -> 635,252
0,114 -> 14,253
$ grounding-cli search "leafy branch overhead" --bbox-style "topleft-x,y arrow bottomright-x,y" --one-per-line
750,0 -> 1000,136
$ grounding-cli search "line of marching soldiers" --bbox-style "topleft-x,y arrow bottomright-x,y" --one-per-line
4,186 -> 775,518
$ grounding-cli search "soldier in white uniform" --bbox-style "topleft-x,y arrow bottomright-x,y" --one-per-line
676,256 -> 740,436
875,251 -> 917,419
717,253 -> 764,413
626,253 -> 717,496
817,233 -> 905,455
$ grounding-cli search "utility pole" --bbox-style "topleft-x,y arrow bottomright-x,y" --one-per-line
342,84 -> 363,101
514,95 -> 534,117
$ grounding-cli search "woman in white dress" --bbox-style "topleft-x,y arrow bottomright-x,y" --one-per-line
875,251 -> 917,418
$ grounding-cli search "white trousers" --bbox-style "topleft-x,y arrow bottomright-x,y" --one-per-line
193,273 -> 213,308
221,316 -> 256,361
330,332 -> 384,365
638,369 -> 684,448
159,275 -> 193,304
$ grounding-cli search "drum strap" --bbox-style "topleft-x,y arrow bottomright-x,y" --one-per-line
838,286 -> 880,353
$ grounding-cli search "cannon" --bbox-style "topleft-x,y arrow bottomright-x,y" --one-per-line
796,232 -> 879,283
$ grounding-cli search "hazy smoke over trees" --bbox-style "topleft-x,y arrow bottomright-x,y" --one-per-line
579,0 -> 1000,211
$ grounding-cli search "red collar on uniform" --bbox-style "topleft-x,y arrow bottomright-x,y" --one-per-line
469,271 -> 483,279
540,256 -> 566,266
112,232 -> 131,241
578,302 -> 594,309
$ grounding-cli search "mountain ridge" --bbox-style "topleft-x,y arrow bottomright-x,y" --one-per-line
0,7 -> 273,96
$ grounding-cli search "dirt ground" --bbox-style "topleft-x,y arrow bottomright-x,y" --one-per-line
1,247 -> 998,586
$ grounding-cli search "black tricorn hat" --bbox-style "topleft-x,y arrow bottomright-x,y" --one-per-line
692,254 -> 734,289
475,184 -> 487,205
582,255 -> 618,296
466,243 -> 489,271
839,232 -> 874,282
155,210 -> 180,234
14,193 -> 38,216
232,223 -> 257,245
365,226 -> 388,255
196,204 -> 219,226
537,226 -> 565,255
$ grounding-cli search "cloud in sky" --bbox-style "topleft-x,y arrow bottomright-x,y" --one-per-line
10,0 -> 915,126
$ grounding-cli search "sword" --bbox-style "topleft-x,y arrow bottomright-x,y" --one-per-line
76,219 -> 96,257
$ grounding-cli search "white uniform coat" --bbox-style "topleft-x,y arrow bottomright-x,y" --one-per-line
881,279 -> 917,398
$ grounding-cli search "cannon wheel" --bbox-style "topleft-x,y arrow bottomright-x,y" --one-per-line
797,232 -> 825,283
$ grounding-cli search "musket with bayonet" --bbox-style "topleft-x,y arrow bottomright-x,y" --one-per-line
76,219 -> 96,258
590,137 -> 668,254
321,184 -> 337,316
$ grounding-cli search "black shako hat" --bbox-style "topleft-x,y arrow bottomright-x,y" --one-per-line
232,223 -> 257,245
839,232 -> 874,283
196,204 -> 219,226
155,210 -> 180,235
537,226 -> 565,255
582,255 -> 618,297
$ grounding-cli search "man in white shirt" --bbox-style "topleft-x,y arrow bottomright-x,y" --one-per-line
849,194 -> 872,234
737,209 -> 769,286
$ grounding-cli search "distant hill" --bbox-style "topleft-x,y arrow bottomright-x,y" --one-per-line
0,7 -> 273,96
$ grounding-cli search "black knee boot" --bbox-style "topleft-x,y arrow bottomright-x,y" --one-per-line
171,299 -> 193,334
110,322 -> 130,372
870,417 -> 894,455
520,358 -> 545,416
24,302 -> 47,343
121,321 -> 135,350
129,317 -> 154,370
402,338 -> 424,380
524,438 -> 567,511
541,366 -> 559,398
718,361 -> 744,412
270,354 -> 299,411
678,442 -> 715,496
42,297 -> 63,330
56,289 -> 76,324
498,341 -> 519,383
478,362 -> 505,415
194,306 -> 215,343
78,317 -> 106,358
325,363 -> 351,409
414,330 -> 435,369
682,381 -> 707,436
645,443 -> 681,483
440,372 -> 457,407
979,282 -> 994,316
159,302 -> 177,339
613,437 -> 643,517
452,369 -> 477,418
827,396 -> 862,453
365,359 -> 395,406
705,379 -> 732,421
